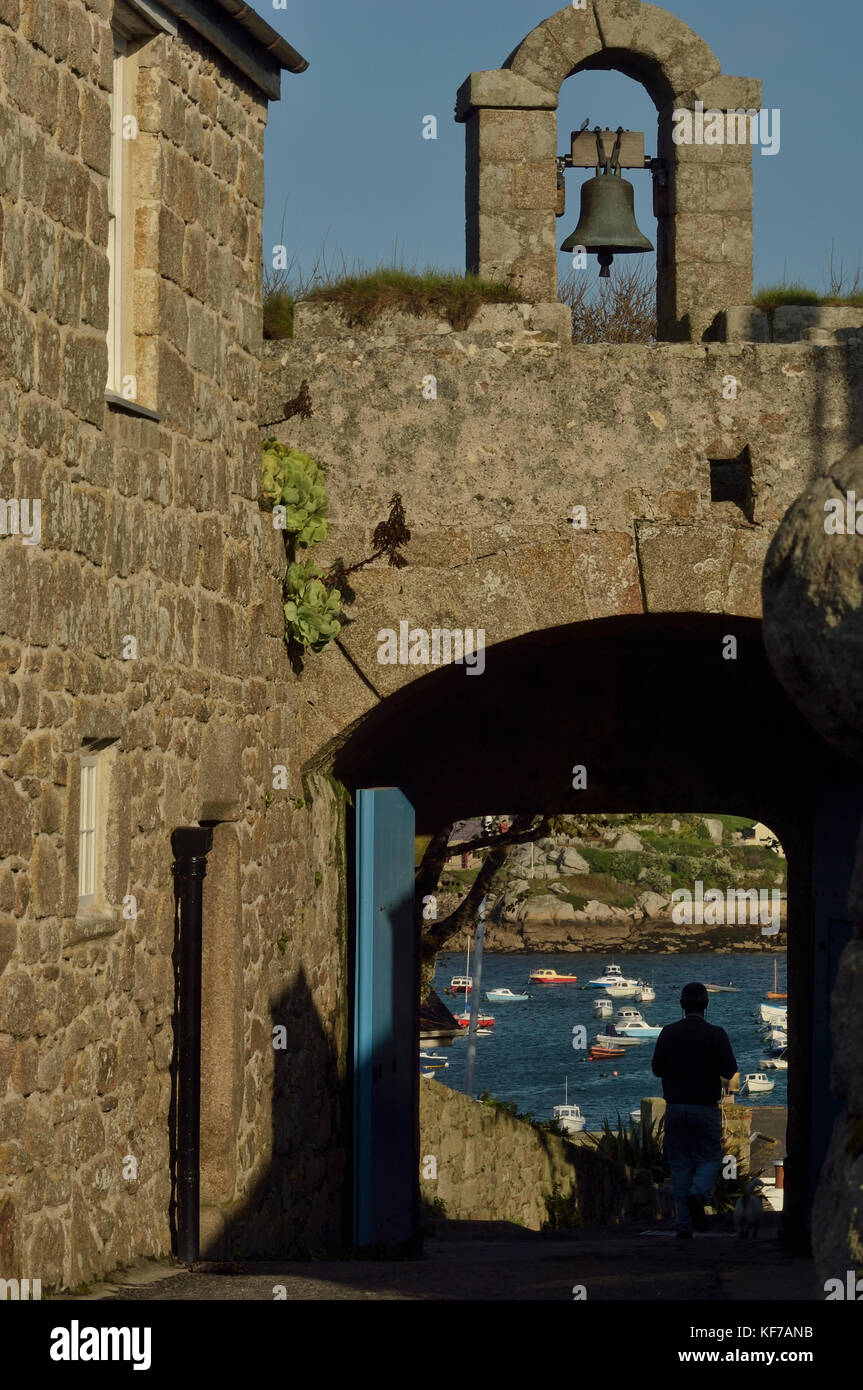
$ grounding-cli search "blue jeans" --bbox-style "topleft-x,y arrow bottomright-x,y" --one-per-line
664,1103 -> 722,1231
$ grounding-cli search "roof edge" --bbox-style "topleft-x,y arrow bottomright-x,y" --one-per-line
213,0 -> 309,74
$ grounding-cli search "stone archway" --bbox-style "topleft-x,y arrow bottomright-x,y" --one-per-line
325,612 -> 858,1253
456,1 -> 761,340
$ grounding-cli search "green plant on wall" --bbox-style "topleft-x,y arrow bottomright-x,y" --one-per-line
284,560 -> 342,652
262,440 -> 330,548
261,437 -> 412,659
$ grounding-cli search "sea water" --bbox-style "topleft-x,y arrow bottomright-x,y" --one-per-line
431,951 -> 788,1128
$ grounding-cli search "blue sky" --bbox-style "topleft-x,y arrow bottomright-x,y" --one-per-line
262,1 -> 863,294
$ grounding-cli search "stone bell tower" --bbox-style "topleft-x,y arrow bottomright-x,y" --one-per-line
455,0 -> 761,342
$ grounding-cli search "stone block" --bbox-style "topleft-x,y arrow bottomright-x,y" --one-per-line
714,306 -> 770,343
507,6 -> 602,94
196,723 -> 243,821
476,107 -> 557,163
637,520 -> 736,613
455,69 -> 559,121
574,530 -> 643,618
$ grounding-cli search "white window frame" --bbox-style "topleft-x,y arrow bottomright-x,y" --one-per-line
106,31 -> 129,397
77,741 -> 119,921
106,0 -> 177,399
78,755 -> 99,906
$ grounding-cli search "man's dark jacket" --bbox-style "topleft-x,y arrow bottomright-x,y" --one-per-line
651,1015 -> 737,1106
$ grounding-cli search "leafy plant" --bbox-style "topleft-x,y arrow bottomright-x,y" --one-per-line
261,440 -> 329,548
584,1113 -> 668,1183
283,560 -> 342,652
543,1184 -> 584,1230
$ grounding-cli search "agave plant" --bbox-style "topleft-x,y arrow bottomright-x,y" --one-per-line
283,561 -> 341,652
261,439 -> 329,548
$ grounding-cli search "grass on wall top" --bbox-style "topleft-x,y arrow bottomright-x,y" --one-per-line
263,261 -> 521,339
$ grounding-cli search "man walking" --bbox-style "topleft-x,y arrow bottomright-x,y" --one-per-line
651,982 -> 739,1239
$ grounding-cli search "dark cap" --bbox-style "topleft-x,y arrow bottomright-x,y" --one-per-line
680,981 -> 709,1011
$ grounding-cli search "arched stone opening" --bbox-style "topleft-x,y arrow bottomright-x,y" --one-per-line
326,612 -> 858,1252
456,2 -> 760,341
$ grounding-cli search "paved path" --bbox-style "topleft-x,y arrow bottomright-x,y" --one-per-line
73,1218 -> 818,1302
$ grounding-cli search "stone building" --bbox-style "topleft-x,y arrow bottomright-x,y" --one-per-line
0,0 -> 324,1289
1,0 -> 861,1291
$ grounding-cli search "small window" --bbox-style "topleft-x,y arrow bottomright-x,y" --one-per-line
77,740 -> 118,919
78,756 -> 99,903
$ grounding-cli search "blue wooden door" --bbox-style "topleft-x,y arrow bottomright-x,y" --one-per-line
353,787 -> 417,1247
810,784 -> 863,1209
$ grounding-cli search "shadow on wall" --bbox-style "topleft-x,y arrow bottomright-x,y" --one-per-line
183,966 -> 349,1261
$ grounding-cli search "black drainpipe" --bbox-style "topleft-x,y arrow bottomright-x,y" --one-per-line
171,826 -> 213,1264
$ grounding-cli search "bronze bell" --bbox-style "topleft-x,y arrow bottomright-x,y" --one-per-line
561,166 -> 653,277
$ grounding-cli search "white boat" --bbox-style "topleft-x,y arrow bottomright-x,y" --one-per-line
760,1003 -> 787,1025
593,997 -> 613,1018
741,1072 -> 775,1095
614,1006 -> 644,1023
761,1027 -> 788,1046
553,1078 -> 586,1134
450,975 -> 473,995
485,987 -> 529,1002
593,1029 -> 645,1047
615,1019 -> 662,1038
419,1051 -> 449,1069
605,982 -> 639,998
634,981 -> 655,1002
587,962 -> 639,989
629,1109 -> 642,1124
760,1057 -> 788,1070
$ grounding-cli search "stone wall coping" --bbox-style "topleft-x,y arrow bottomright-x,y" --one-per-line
455,70 -> 559,121
288,300 -> 573,342
717,305 -> 863,344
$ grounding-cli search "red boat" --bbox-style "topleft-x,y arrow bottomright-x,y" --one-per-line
456,1014 -> 495,1029
589,1045 -> 626,1060
529,968 -> 578,985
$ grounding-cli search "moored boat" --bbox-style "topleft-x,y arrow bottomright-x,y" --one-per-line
588,1045 -> 626,1060
456,1013 -> 495,1030
450,975 -> 472,994
529,968 -> 578,984
634,981 -> 655,1002
553,1078 -> 586,1134
485,987 -> 529,1002
593,997 -> 613,1018
587,962 -> 638,989
593,1028 -> 645,1047
741,1072 -> 775,1095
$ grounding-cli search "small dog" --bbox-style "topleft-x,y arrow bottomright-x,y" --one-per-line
734,1179 -> 764,1239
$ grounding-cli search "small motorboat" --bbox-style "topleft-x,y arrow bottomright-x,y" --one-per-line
450,975 -> 472,994
587,963 -> 638,989
593,1028 -> 644,1047
485,987 -> 529,1002
761,1027 -> 788,1046
741,1072 -> 775,1095
760,1003 -> 787,1025
614,1006 -> 644,1023
629,1109 -> 642,1125
593,997 -> 613,1018
604,981 -> 639,998
419,1051 -> 449,1069
529,968 -> 578,984
705,982 -> 740,993
634,981 -> 655,1002
760,1057 -> 788,1070
588,1045 -> 626,1060
553,1079 -> 586,1134
615,1019 -> 662,1038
